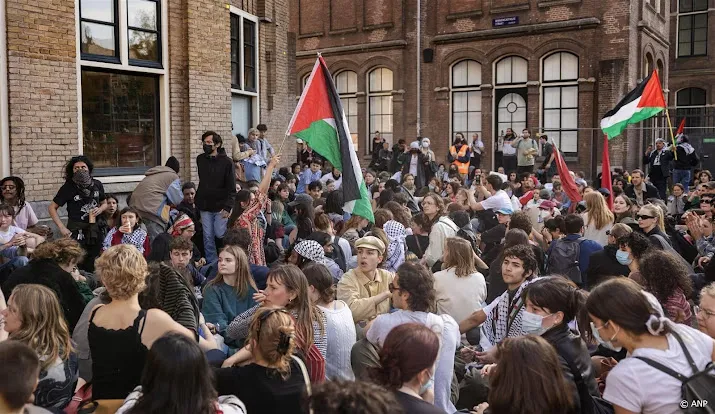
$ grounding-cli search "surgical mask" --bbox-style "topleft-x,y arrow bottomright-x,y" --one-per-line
203,144 -> 214,154
422,141 -> 430,148
615,249 -> 632,266
419,373 -> 435,395
590,321 -> 622,352
428,184 -> 435,191
522,310 -> 550,336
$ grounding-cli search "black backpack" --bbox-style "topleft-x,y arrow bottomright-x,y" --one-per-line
330,236 -> 347,272
635,329 -> 715,413
689,151 -> 700,167
545,237 -> 585,284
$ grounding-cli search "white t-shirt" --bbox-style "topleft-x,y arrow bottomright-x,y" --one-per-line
0,225 -> 25,244
480,190 -> 513,212
433,267 -> 486,323
409,154 -> 419,176
13,204 -> 38,230
320,172 -> 343,189
367,310 -> 460,414
603,324 -> 715,414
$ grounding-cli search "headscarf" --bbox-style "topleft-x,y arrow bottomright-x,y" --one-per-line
72,169 -> 94,198
171,214 -> 194,236
294,240 -> 331,266
383,220 -> 406,273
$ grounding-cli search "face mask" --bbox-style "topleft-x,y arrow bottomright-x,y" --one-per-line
203,144 -> 214,154
422,141 -> 429,148
615,249 -> 632,266
428,184 -> 435,191
419,373 -> 435,395
590,321 -> 622,352
522,310 -> 551,336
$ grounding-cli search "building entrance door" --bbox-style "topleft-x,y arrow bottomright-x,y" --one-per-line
494,88 -> 527,170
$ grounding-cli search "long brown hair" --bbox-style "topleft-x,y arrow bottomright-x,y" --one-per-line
442,237 -> 477,277
372,323 -> 439,389
204,245 -> 257,299
489,336 -> 574,414
422,193 -> 446,233
341,214 -> 367,235
267,264 -> 324,350
8,284 -> 73,371
584,191 -> 614,230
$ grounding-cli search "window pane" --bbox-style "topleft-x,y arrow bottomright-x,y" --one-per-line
694,14 -> 708,28
347,97 -> 358,115
544,109 -> 560,129
544,88 -> 560,109
680,15 -> 692,29
680,0 -> 692,12
244,66 -> 256,91
81,0 -> 114,22
382,69 -> 393,91
560,131 -> 578,153
692,88 -> 706,105
453,61 -> 467,87
496,58 -> 512,84
347,71 -> 357,93
467,91 -> 481,111
128,0 -> 157,30
231,63 -> 239,87
562,86 -> 578,107
468,61 -> 482,85
128,30 -> 158,61
694,0 -> 707,11
543,54 -> 560,81
243,21 -> 256,90
694,41 -> 707,55
467,116 -> 481,134
679,42 -> 692,57
561,53 -> 578,80
453,92 -> 467,112
81,22 -> 116,56
453,112 -> 467,132
562,109 -> 578,129
81,71 -> 158,170
694,27 -> 707,41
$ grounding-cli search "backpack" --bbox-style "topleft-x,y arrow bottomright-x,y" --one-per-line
330,236 -> 347,272
688,151 -> 700,167
457,227 -> 481,257
635,329 -> 715,413
546,237 -> 585,284
563,354 -> 614,414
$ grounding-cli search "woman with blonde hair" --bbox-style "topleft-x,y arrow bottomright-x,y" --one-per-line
202,245 -> 258,350
215,308 -> 308,414
433,237 -> 487,324
582,191 -> 614,246
696,282 -> 715,339
637,203 -> 672,248
1,284 -> 78,410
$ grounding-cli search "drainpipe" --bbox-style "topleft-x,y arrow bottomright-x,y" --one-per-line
0,0 -> 9,177
416,0 -> 421,138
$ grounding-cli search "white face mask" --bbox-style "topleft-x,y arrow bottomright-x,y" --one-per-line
590,321 -> 622,352
522,310 -> 551,336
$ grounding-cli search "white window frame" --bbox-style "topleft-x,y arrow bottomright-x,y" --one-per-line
366,67 -> 394,154
539,51 -> 579,154
676,0 -> 709,58
449,60 -> 482,145
334,70 -> 359,151
230,6 -> 260,130
0,0 -> 9,177
75,0 -> 170,179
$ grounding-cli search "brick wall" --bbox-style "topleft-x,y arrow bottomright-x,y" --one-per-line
169,0 -> 191,182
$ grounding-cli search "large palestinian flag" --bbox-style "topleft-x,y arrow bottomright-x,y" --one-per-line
287,56 -> 374,222
601,70 -> 666,139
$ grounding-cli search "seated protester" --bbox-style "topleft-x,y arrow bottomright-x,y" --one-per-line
116,333 -> 246,414
460,245 -> 538,356
341,214 -> 370,246
587,278 -> 715,414
215,308 -> 309,414
0,203 -> 45,264
3,239 -> 88,332
483,229 -> 530,303
308,181 -> 325,207
202,246 -> 258,350
505,211 -> 546,274
167,236 -> 205,302
101,207 -> 151,258
297,159 -> 323,194
0,176 -> 49,236
287,194 -> 316,244
371,323 -> 446,414
479,207 -> 512,257
383,220 -> 407,273
320,167 -> 343,190
291,237 -> 343,281
467,174 -> 512,214
406,213 -> 430,260
420,194 -> 459,271
72,288 -> 111,384
224,265 -> 327,383
545,214 -> 603,288
586,222 -> 632,288
637,250 -> 694,325
2,284 -> 79,411
304,263 -> 357,381
637,203 -> 672,249
314,213 -> 350,273
697,283 -> 715,339
624,169 -> 659,206
616,231 -> 654,283
140,262 -> 202,335
88,245 -> 214,400
177,181 -> 200,223
448,210 -> 481,258
337,236 -> 394,326
0,341 -> 55,414
540,215 -> 567,249
434,237 -> 487,325
147,214 -> 202,265
363,262 -> 459,413
308,380 -> 399,414
201,228 -> 269,290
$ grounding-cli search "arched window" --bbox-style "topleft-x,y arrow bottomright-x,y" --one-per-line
496,56 -> 528,85
367,67 -> 394,151
542,52 -> 579,154
645,52 -> 654,77
335,70 -> 359,150
451,60 -> 482,142
677,87 -> 706,107
656,60 -> 664,87
301,73 -> 310,91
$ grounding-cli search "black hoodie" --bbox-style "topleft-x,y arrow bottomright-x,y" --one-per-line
585,244 -> 630,289
195,147 -> 237,212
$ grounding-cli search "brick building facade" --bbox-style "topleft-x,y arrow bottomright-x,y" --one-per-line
0,0 -> 295,222
291,0 -> 674,175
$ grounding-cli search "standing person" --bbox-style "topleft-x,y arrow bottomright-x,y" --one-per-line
49,156 -> 107,271
501,128 -> 518,175
0,176 -> 48,235
470,133 -> 484,173
128,157 -> 183,240
672,134 -> 698,192
643,139 -> 673,200
587,278 -> 715,414
581,192 -> 614,246
420,194 -> 459,271
304,262 -> 356,381
371,131 -> 385,169
400,142 -> 428,190
242,128 -> 268,182
196,131 -> 237,264
256,123 -> 275,165
448,134 -> 471,180
372,323 -> 446,414
625,169 -> 659,206
421,138 -> 437,181
539,134 -> 556,182
512,128 -> 539,174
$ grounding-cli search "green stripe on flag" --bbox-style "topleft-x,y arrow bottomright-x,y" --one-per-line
603,107 -> 664,139
294,119 -> 343,169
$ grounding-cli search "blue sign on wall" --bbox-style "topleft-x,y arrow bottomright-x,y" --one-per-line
493,16 -> 519,27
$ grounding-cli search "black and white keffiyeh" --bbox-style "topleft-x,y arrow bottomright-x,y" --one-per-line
294,240 -> 330,266
483,279 -> 533,346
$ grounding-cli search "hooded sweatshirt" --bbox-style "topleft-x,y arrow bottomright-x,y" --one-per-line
195,147 -> 237,212
129,166 -> 182,225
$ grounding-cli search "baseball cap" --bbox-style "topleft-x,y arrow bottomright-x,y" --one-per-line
355,236 -> 386,255
496,207 -> 514,215
539,200 -> 557,210
288,193 -> 313,207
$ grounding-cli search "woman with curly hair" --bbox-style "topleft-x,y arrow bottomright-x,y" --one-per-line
616,231 -> 653,283
0,176 -> 49,235
638,250 -> 694,324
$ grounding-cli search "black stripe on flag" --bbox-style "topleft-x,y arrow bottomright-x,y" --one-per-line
602,71 -> 654,119
320,60 -> 361,205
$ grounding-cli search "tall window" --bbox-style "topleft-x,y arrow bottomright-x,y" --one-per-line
644,52 -> 654,77
451,60 -> 482,142
496,56 -> 528,86
230,13 -> 258,92
676,87 -> 707,131
542,52 -> 579,154
678,0 -> 708,57
368,67 -> 394,151
79,0 -> 165,174
335,71 -> 359,150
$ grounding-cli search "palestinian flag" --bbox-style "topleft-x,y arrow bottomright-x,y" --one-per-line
287,56 -> 374,222
601,70 -> 666,139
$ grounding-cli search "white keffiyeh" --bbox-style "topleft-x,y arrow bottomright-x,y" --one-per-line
384,220 -> 406,273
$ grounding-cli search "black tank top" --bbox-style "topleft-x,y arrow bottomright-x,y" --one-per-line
88,306 -> 148,400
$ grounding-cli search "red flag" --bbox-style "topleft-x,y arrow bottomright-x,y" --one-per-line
601,135 -> 613,210
553,144 -> 582,204
675,118 -> 686,136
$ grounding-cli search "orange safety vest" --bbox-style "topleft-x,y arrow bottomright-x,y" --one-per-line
450,145 -> 470,175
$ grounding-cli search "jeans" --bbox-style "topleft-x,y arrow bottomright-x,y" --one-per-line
243,163 -> 263,182
673,169 -> 691,192
200,211 -> 228,263
0,255 -> 29,274
653,179 -> 668,200
143,219 -> 166,243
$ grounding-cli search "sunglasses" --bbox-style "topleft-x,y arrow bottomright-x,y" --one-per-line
636,214 -> 655,220
701,199 -> 713,205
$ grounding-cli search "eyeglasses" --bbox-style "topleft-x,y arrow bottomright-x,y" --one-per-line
636,214 -> 655,220
695,306 -> 715,319
388,283 -> 401,293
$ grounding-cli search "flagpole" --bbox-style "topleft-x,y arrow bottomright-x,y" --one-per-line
664,107 -> 678,160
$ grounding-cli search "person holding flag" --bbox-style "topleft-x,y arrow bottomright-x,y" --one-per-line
642,138 -> 673,200
672,132 -> 699,192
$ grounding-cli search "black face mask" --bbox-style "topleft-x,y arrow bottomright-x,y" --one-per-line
203,144 -> 214,154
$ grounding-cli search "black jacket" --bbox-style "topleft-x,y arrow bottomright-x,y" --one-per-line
586,244 -> 630,289
642,149 -> 674,179
399,151 -> 428,189
673,144 -> 696,170
195,148 -> 237,212
2,259 -> 87,332
624,182 -> 660,201
542,324 -> 601,414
